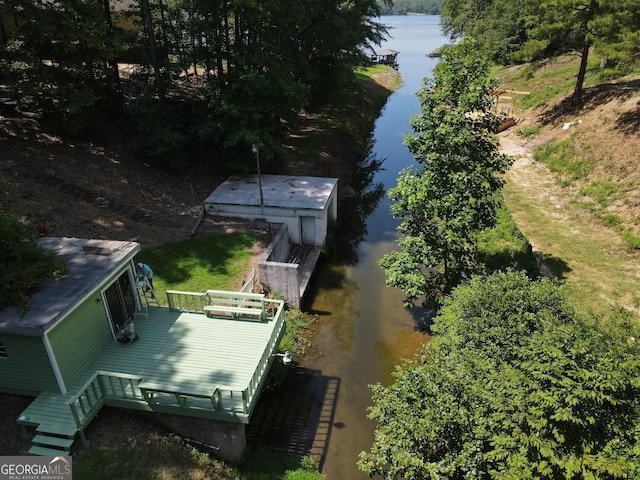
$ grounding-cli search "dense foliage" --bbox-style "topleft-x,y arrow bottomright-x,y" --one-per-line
0,189 -> 65,312
378,0 -> 441,16
359,271 -> 640,479
0,0 -> 391,168
379,38 -> 511,307
440,0 -> 640,103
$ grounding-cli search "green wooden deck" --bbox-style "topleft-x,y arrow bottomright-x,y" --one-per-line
18,296 -> 286,454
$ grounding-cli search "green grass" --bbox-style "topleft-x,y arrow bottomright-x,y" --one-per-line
579,179 -> 619,207
354,64 -> 401,87
238,448 -> 322,480
477,204 -> 539,276
622,229 -> 640,249
521,76 -> 577,109
516,125 -> 540,138
135,232 -> 259,303
533,138 -> 594,184
493,55 -> 603,109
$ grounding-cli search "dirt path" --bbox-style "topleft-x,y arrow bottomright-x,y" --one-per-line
498,132 -> 640,315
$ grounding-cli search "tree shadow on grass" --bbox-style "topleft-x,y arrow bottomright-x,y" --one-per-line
615,99 -> 640,134
541,78 -> 640,135
138,232 -> 261,286
536,252 -> 572,280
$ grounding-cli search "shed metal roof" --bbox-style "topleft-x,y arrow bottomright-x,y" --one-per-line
374,49 -> 399,56
204,174 -> 338,211
0,238 -> 140,336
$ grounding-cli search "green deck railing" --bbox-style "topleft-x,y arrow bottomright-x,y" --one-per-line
69,293 -> 286,424
239,298 -> 286,414
166,290 -> 206,312
167,289 -> 271,318
68,371 -> 145,433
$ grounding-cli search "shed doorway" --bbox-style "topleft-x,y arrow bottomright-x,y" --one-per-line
103,269 -> 136,332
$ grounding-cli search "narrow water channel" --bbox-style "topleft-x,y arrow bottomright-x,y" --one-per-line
301,16 -> 448,479
246,16 -> 448,478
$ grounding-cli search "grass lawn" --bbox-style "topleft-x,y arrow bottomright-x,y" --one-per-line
135,232 -> 261,303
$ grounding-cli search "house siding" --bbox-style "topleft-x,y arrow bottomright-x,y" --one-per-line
0,334 -> 58,395
47,266 -> 128,390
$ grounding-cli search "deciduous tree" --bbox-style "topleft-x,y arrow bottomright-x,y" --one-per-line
379,38 -> 511,307
359,271 -> 640,479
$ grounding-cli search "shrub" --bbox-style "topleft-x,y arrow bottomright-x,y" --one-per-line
0,214 -> 65,312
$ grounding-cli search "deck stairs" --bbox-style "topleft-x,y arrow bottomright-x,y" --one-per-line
29,430 -> 76,456
21,392 -> 80,456
22,371 -> 145,456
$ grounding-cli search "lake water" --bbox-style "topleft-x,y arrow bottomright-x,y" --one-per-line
300,15 -> 449,479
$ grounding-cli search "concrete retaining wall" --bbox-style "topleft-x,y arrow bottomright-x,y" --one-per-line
265,224 -> 290,263
154,413 -> 247,464
258,224 -> 302,309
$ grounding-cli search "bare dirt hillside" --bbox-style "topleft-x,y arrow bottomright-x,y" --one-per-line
1,70 -> 398,250
497,70 -> 640,313
0,114 -> 230,248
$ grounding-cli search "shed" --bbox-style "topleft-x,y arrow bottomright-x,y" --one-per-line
204,174 -> 338,247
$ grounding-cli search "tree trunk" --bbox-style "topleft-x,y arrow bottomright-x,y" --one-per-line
157,0 -> 170,61
0,16 -> 8,45
573,40 -> 590,106
573,0 -> 598,106
140,0 -> 165,103
101,0 -> 123,103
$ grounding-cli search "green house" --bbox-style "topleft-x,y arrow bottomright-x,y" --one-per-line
0,237 -> 286,462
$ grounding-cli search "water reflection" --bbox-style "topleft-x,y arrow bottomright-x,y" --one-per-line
328,140 -> 385,266
301,17 -> 448,480
247,16 -> 448,480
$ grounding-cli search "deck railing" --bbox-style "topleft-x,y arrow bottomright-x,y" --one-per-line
70,292 -> 287,420
69,371 -> 144,430
166,290 -> 207,312
236,298 -> 287,414
167,289 -> 280,320
152,291 -> 287,417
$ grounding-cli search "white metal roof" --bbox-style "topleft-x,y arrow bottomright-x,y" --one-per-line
205,174 -> 338,211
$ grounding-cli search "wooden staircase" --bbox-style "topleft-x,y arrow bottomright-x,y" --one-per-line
21,371 -> 146,456
29,430 -> 75,456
